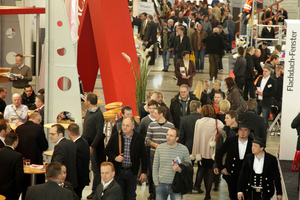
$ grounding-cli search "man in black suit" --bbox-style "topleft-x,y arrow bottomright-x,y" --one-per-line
0,132 -> 24,200
93,162 -> 123,200
68,123 -> 90,199
255,66 -> 277,132
143,14 -> 157,65
105,117 -> 147,200
178,100 -> 203,193
239,99 -> 266,140
50,123 -> 78,188
0,119 -> 11,148
25,162 -> 73,200
238,137 -> 282,200
60,165 -> 79,200
16,112 -> 48,199
0,86 -> 7,114
34,95 -> 44,126
214,121 -> 253,200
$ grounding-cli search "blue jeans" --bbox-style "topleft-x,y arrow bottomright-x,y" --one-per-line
156,183 -> 182,200
115,168 -> 137,200
163,50 -> 171,70
193,160 -> 204,189
228,31 -> 234,51
91,150 -> 101,192
194,49 -> 205,70
256,101 -> 270,132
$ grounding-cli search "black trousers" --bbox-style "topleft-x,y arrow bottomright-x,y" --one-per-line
243,78 -> 255,101
223,174 -> 238,200
235,76 -> 245,91
115,168 -> 137,200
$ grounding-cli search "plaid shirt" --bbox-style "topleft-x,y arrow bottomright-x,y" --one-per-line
122,132 -> 133,168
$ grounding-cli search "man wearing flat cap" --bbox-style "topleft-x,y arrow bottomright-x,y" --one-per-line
237,137 -> 282,200
214,121 -> 253,200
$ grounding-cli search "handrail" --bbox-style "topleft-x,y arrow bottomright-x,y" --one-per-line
235,0 -> 284,36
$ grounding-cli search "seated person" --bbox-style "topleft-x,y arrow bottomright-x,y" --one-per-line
34,95 -> 44,125
4,93 -> 28,123
21,84 -> 37,110
60,165 -> 79,200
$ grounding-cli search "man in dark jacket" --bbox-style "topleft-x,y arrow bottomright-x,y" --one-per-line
202,27 -> 224,80
244,47 -> 255,101
21,84 -> 37,110
143,14 -> 157,65
258,41 -> 271,63
233,47 -> 247,90
253,49 -> 263,79
173,26 -> 191,68
170,84 -> 199,129
217,25 -> 228,71
105,118 -> 147,200
261,20 -> 275,46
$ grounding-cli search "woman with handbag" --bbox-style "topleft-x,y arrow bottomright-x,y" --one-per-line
191,105 -> 224,200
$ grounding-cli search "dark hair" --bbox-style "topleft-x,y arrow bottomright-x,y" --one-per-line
182,51 -> 190,57
68,123 -> 80,136
16,54 -> 23,60
189,100 -> 201,113
86,93 -> 98,105
141,12 -> 147,17
0,86 -> 6,93
46,162 -> 62,179
238,47 -> 244,56
5,132 -> 18,146
214,91 -> 223,97
163,28 -> 168,32
201,105 -> 214,118
24,84 -> 32,90
147,14 -> 153,20
0,119 -> 7,133
191,12 -> 196,18
224,77 -> 237,90
270,54 -> 279,61
155,106 -> 167,117
169,128 -> 180,137
51,124 -> 65,137
148,100 -> 158,107
247,98 -> 257,110
225,110 -> 238,121
38,88 -> 45,95
121,105 -> 132,115
190,21 -> 195,28
36,95 -> 44,104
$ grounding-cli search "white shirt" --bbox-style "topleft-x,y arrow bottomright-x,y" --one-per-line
0,136 -> 5,145
55,137 -> 65,145
253,153 -> 265,174
4,104 -> 29,123
258,75 -> 270,100
238,139 -> 248,160
102,178 -> 114,190
73,136 -> 81,143
148,115 -> 156,122
183,59 -> 190,72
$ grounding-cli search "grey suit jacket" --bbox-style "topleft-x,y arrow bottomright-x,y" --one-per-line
93,179 -> 123,200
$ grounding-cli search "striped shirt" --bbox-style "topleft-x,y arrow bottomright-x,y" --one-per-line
153,143 -> 191,185
122,132 -> 133,168
145,121 -> 175,154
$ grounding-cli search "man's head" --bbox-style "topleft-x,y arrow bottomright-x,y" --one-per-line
254,49 -> 261,58
213,27 -> 219,33
279,6 -> 283,11
179,84 -> 189,101
168,19 -> 174,27
225,110 -> 238,127
24,84 -> 33,97
67,123 -> 80,140
238,122 -> 251,140
252,137 -> 266,154
12,93 -> 22,108
0,119 -> 10,138
263,66 -> 271,78
203,15 -> 208,22
262,41 -> 268,49
61,165 -> 67,183
122,117 -> 135,135
121,106 -> 133,119
270,54 -> 279,66
237,47 -> 244,56
196,23 -> 202,31
156,91 -> 163,104
213,80 -> 221,91
29,113 -> 42,125
0,86 -> 7,100
5,132 -> 19,148
189,12 -> 196,20
246,98 -> 257,111
85,93 -> 98,107
219,99 -> 231,112
189,100 -> 201,114
35,95 -> 44,109
148,100 -> 158,116
15,54 -> 24,67
275,65 -> 284,77
46,162 -> 63,182
153,106 -> 166,121
214,91 -> 223,104
101,162 -> 116,184
38,88 -> 45,96
217,25 -> 222,33
178,11 -> 183,18
141,12 -> 147,20
49,124 -> 65,143
147,14 -> 153,22
166,128 -> 179,146
176,26 -> 185,36
268,20 -> 273,25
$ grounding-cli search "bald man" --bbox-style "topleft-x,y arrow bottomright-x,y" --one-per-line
4,93 -> 28,123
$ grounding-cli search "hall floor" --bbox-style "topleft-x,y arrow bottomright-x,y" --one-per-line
85,53 -> 285,200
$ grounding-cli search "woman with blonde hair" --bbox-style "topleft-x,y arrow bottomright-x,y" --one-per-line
193,80 -> 211,106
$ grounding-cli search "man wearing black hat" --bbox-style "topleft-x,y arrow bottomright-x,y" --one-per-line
237,137 -> 282,200
214,121 -> 253,200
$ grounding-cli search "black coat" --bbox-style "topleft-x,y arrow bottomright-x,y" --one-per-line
143,21 -> 157,44
178,112 -> 202,154
273,75 -> 283,101
0,139 -> 5,148
105,130 -> 147,176
51,138 -> 78,188
25,180 -> 73,200
238,152 -> 283,199
75,137 -> 90,187
16,121 -> 48,164
171,162 -> 193,194
35,106 -> 44,126
233,56 -> 247,78
239,110 -> 267,140
291,113 -> 300,150
244,53 -> 255,80
0,146 -> 24,200
252,55 -> 263,77
255,76 -> 277,107
63,181 -> 79,200
173,35 -> 191,58
93,179 -> 123,200
202,32 -> 224,56
170,92 -> 199,129
21,91 -> 37,110
0,98 -> 6,114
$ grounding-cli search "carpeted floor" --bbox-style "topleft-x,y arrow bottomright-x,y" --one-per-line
280,160 -> 299,200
